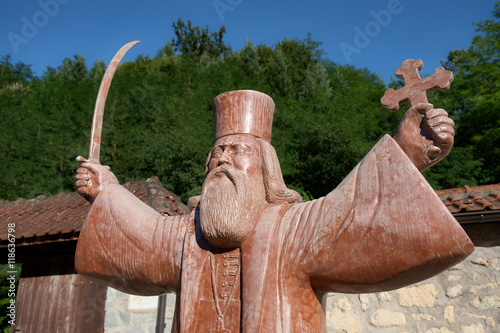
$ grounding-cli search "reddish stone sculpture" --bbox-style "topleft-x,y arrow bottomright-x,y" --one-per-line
75,58 -> 473,332
381,59 -> 454,111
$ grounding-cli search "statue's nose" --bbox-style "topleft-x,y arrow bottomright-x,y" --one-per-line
218,149 -> 231,166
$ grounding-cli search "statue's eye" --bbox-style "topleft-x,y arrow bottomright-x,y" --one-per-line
212,147 -> 223,157
232,145 -> 248,154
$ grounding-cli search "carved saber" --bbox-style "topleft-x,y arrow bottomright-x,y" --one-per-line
88,40 -> 140,163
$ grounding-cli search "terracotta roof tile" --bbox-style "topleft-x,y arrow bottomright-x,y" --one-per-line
0,176 -> 188,247
436,183 -> 500,214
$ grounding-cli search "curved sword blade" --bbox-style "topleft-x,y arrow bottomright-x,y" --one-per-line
88,40 -> 140,163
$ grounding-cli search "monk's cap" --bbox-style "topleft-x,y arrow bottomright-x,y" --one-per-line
212,90 -> 275,143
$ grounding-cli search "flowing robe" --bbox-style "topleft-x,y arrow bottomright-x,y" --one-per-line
75,135 -> 474,332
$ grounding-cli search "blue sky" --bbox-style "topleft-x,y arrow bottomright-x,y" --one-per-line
1,0 -> 497,84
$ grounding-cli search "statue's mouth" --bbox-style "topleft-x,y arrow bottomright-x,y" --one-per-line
206,166 -> 238,189
208,166 -> 229,178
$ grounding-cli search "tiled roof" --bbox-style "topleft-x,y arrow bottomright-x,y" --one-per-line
0,176 -> 189,247
436,184 -> 500,213
0,192 -> 89,246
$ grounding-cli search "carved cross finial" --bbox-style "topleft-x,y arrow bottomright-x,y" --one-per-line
381,59 -> 454,112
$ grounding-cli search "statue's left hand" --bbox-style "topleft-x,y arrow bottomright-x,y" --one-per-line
393,103 -> 454,172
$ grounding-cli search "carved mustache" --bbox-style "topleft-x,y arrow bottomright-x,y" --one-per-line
205,166 -> 239,188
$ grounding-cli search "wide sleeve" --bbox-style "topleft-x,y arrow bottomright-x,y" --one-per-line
283,134 -> 474,293
75,184 -> 189,296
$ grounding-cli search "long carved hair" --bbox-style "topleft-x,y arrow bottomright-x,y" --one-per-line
258,138 -> 302,204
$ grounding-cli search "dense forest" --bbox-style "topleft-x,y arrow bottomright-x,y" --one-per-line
0,4 -> 499,203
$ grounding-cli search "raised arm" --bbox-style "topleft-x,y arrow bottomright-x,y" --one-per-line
74,158 -> 188,295
282,105 -> 472,293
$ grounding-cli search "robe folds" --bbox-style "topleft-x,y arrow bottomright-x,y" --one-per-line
75,135 -> 474,332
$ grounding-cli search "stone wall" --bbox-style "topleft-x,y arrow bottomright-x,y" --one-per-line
325,245 -> 499,333
103,289 -> 175,333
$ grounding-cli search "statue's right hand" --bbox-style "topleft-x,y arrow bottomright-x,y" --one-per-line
75,156 -> 119,203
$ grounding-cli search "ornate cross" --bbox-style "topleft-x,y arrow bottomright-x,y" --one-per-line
381,59 -> 454,111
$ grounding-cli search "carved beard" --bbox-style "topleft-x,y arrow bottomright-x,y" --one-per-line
200,166 -> 264,249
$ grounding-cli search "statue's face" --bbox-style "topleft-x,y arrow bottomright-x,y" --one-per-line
200,134 -> 267,248
207,134 -> 263,179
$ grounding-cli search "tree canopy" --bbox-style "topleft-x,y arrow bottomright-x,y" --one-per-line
171,18 -> 232,61
434,3 -> 500,186
1,10 -> 499,203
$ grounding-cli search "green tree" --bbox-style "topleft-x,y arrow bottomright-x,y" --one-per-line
155,42 -> 176,61
57,54 -> 88,81
239,39 -> 261,78
89,59 -> 105,83
6,16 -> 491,203
268,49 -> 292,96
440,2 -> 500,184
171,19 -> 232,61
0,55 -> 33,89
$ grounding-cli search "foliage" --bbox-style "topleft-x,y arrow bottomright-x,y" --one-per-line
57,55 -> 88,81
171,18 -> 232,61
239,39 -> 261,78
1,55 -> 33,84
89,59 -> 106,83
436,2 -> 500,185
1,8 -> 499,203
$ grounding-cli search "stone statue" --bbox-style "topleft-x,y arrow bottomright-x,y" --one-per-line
75,55 -> 474,332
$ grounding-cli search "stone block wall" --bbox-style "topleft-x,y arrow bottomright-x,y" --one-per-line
325,245 -> 499,333
103,288 -> 175,333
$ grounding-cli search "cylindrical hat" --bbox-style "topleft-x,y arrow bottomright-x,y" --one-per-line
212,90 -> 275,142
